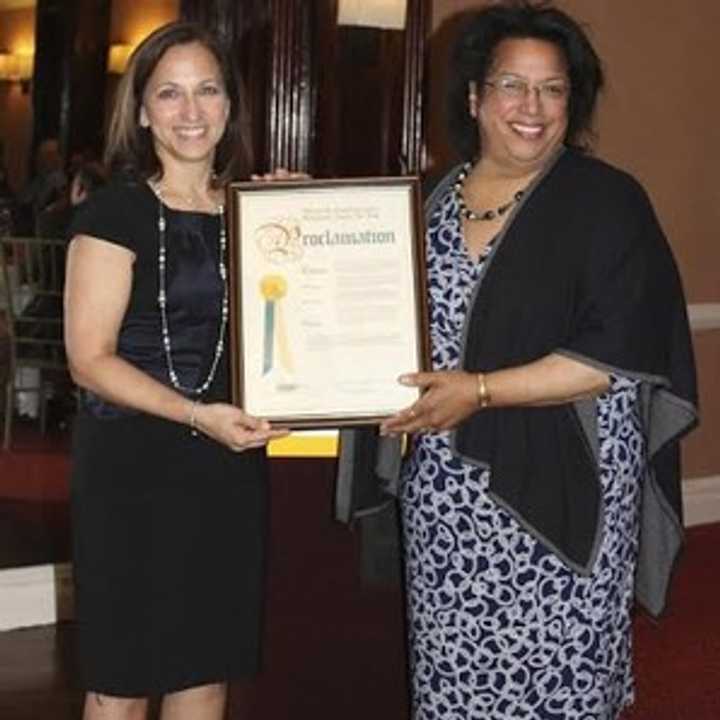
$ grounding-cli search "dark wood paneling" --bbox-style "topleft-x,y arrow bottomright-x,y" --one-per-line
313,1 -> 430,178
67,0 -> 111,161
401,0 -> 430,174
266,0 -> 316,172
181,0 -> 430,178
30,0 -> 111,167
31,0 -> 72,157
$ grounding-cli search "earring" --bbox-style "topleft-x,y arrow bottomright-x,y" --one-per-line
468,96 -> 477,118
467,80 -> 478,118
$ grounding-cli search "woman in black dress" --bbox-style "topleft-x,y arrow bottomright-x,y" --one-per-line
64,22 -> 286,720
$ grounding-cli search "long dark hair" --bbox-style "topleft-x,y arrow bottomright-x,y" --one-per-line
105,21 -> 252,184
447,1 -> 604,160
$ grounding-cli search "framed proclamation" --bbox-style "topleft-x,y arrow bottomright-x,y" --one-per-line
227,177 -> 430,428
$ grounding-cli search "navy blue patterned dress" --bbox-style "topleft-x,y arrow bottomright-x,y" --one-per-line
401,188 -> 644,719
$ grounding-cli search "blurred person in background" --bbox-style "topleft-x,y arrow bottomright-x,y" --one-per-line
17,137 -> 67,234
37,161 -> 108,241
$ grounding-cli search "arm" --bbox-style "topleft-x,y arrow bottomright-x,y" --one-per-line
64,235 -> 287,450
380,353 -> 609,435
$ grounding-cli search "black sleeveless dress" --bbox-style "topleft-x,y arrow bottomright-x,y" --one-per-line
70,180 -> 267,696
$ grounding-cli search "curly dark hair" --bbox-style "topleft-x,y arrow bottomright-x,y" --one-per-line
447,0 -> 604,161
105,21 -> 252,185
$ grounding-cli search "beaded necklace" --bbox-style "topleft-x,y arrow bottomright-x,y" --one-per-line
152,183 -> 229,396
454,162 -> 525,221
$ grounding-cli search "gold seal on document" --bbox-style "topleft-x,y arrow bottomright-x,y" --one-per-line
260,274 -> 287,301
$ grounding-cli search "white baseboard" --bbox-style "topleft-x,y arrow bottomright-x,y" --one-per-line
0,562 -> 73,631
688,302 -> 720,332
683,474 -> 720,527
0,477 -> 718,632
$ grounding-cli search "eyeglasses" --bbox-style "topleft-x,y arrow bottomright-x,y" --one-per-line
484,75 -> 570,102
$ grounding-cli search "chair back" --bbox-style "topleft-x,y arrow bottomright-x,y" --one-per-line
1,236 -> 72,449
0,236 -> 66,369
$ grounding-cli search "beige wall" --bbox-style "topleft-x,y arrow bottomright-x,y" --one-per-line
109,0 -> 178,46
0,6 -> 35,191
429,0 -> 720,480
683,330 -> 720,478
558,0 -> 719,304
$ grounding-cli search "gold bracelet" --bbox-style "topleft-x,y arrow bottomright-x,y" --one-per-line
188,399 -> 201,436
476,373 -> 491,408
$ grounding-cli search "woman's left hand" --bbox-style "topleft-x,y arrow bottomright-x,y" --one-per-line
380,370 -> 479,436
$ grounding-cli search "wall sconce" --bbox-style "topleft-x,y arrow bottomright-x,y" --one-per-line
337,0 -> 407,30
107,44 -> 134,75
0,51 -> 34,92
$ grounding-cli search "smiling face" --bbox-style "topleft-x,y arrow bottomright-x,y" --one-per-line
139,41 -> 230,171
472,37 -> 569,174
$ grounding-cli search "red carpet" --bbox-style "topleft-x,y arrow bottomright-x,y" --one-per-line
0,434 -> 718,718
624,522 -> 720,719
0,423 -> 70,502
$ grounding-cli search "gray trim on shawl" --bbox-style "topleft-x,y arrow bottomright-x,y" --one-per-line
557,351 -> 698,614
336,431 -> 402,522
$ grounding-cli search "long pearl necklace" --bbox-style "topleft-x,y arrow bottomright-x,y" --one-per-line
152,183 -> 229,396
454,162 -> 525,221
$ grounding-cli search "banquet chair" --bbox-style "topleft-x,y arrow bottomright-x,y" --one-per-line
0,236 -> 72,450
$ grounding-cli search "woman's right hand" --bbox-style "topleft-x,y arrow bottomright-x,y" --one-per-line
250,168 -> 309,182
193,402 -> 289,451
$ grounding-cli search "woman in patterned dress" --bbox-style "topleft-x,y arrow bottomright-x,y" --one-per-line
381,3 -> 697,719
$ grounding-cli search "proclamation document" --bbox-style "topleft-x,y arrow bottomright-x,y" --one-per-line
227,178 -> 429,427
